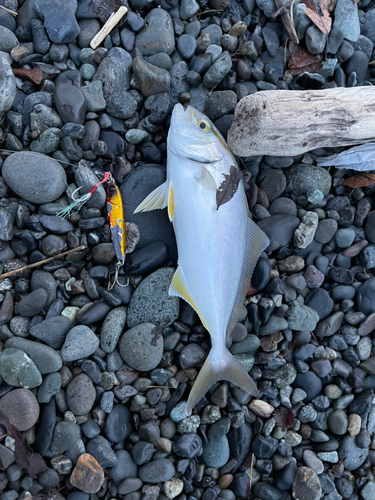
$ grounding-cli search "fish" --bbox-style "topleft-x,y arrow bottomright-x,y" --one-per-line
134,104 -> 270,413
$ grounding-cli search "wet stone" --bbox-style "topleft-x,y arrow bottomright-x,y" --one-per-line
127,268 -> 179,327
0,388 -> 39,431
138,459 -> 175,483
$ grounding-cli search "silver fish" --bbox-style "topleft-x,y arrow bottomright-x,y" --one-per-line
135,104 -> 269,412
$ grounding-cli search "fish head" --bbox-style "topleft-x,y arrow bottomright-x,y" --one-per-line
168,103 -> 234,166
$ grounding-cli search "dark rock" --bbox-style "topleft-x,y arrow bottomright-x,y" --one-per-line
120,164 -> 177,261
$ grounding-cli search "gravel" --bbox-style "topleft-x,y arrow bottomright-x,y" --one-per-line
0,0 -> 373,498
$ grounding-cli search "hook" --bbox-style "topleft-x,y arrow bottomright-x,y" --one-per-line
108,261 -> 129,290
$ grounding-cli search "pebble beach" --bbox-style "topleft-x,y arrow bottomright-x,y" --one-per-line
1,0 -> 375,500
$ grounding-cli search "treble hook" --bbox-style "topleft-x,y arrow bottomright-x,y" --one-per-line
108,260 -> 129,290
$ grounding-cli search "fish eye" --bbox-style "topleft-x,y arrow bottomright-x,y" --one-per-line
198,119 -> 211,132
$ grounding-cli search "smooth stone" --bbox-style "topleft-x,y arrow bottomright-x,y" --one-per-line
252,435 -> 278,459
17,288 -> 48,317
203,51 -> 232,88
315,312 -> 344,337
258,215 -> 300,252
34,0 -> 80,43
138,459 -> 175,483
357,279 -> 375,315
305,288 -> 334,320
127,268 -> 179,328
60,325 -> 99,362
5,337 -> 62,374
287,302 -> 319,331
119,322 -> 163,371
70,453 -> 104,494
293,372 -> 323,402
2,152 -> 66,204
121,164 -> 177,261
0,25 -> 18,52
66,374 -> 96,415
173,433 -> 202,458
328,409 -> 348,435
54,83 -> 86,125
100,307 -> 127,354
338,435 -> 369,470
132,57 -> 171,98
0,388 -> 40,431
292,467 -> 321,500
86,436 -> 117,468
202,419 -> 231,468
75,166 -> 106,208
135,9 -> 175,56
104,404 -> 132,443
125,241 -> 169,276
0,348 -> 42,388
333,0 -> 360,42
38,372 -> 61,403
110,450 -> 138,485
286,165 -> 332,197
29,315 -> 71,349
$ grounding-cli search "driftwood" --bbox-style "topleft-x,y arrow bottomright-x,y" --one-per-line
90,6 -> 128,49
227,87 -> 375,157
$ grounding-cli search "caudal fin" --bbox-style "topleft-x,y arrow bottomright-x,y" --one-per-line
186,347 -> 259,413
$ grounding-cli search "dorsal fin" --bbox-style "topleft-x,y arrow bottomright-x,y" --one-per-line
226,218 -> 270,338
169,267 -> 210,333
133,181 -> 169,213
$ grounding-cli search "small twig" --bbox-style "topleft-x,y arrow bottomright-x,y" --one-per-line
0,434 -> 7,439
273,0 -> 293,17
273,0 -> 299,44
0,245 -> 86,280
249,453 -> 254,494
0,5 -> 17,16
310,330 -> 319,343
90,6 -> 128,49
196,8 -> 223,16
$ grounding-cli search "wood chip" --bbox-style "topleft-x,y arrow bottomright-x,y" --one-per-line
12,67 -> 43,85
273,0 -> 299,44
90,5 -> 128,49
288,41 -> 323,75
303,0 -> 332,35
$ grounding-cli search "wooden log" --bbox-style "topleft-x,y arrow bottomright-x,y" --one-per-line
227,87 -> 375,157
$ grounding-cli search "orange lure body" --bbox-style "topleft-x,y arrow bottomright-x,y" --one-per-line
106,180 -> 126,264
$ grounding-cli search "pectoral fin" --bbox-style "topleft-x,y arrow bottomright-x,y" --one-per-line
196,166 -> 217,191
133,181 -> 169,213
226,218 -> 270,338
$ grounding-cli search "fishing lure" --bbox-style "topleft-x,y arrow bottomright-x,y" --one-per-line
57,171 -> 127,289
106,174 -> 127,289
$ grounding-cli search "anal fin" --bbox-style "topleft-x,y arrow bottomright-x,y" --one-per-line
169,267 -> 210,332
134,181 -> 169,214
226,218 -> 270,338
